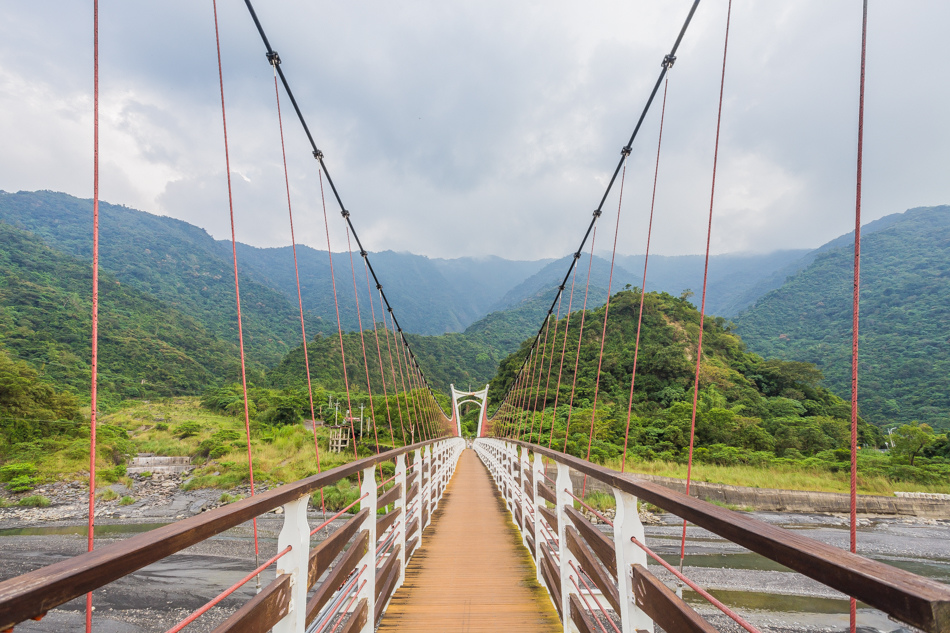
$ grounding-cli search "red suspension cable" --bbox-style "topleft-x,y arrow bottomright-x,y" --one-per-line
528,317 -> 554,440
317,169 -> 359,462
622,77 -> 670,473
584,160 -> 628,493
212,0 -> 260,567
681,0 -> 732,566
849,3 -> 869,631
364,260 -> 396,448
538,294 -> 563,442
345,227 -> 380,454
379,292 -> 408,445
86,3 -> 99,629
548,262 -> 580,449
272,71 -> 325,515
562,227 -> 597,453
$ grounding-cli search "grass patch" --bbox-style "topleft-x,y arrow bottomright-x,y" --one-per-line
218,492 -> 242,504
314,479 -> 361,513
18,495 -> 51,508
119,496 -> 135,506
97,488 -> 119,501
604,455 -> 950,496
581,490 -> 615,512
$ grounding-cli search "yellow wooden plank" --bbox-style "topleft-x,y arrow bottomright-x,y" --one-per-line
378,449 -> 560,632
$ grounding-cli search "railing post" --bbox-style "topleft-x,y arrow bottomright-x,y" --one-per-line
533,451 -> 545,587
505,442 -> 515,512
556,461 -> 581,633
422,445 -> 432,529
395,453 -> 408,589
519,446 -> 530,549
272,494 -> 310,633
613,487 -> 653,633
358,465 -> 377,633
413,447 -> 423,555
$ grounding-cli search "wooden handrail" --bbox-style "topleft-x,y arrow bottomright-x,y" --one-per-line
504,438 -> 950,633
0,438 -> 442,629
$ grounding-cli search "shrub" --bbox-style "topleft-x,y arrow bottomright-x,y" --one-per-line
7,475 -> 35,493
0,462 -> 37,482
119,496 -> 135,506
154,423 -> 169,431
208,445 -> 230,460
177,422 -> 203,438
98,488 -> 119,501
18,495 -> 51,508
316,479 -> 361,512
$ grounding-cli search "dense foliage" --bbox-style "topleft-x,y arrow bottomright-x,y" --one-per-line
736,205 -> 950,431
488,289 -> 950,486
0,190 -> 305,369
0,222 -> 239,402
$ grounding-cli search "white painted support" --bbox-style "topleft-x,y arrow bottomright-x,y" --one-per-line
412,447 -> 423,556
533,451 -> 546,587
357,465 -> 377,633
556,462 -> 581,633
505,442 -> 515,513
422,445 -> 432,529
272,494 -> 309,633
613,487 -> 652,632
519,446 -> 530,549
394,453 -> 408,588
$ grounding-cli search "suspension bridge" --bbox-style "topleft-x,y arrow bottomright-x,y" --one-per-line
1,0 -> 949,632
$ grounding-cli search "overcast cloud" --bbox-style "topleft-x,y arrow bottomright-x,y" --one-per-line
1,1 -> 947,261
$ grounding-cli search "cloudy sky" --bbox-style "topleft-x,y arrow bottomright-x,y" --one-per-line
1,1 -> 947,261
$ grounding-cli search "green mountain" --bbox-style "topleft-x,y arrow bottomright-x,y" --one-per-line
735,205 -> 950,431
488,289 -> 887,465
0,190 -> 304,369
0,222 -> 238,402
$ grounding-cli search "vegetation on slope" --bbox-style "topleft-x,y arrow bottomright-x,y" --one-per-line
0,190 -> 305,369
736,205 -> 950,431
490,289 -> 950,491
0,222 -> 239,402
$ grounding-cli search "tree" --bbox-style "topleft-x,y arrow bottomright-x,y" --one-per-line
892,423 -> 934,466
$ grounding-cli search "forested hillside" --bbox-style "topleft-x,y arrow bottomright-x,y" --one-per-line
487,290 -> 950,488
0,190 -> 304,368
736,205 -> 950,431
0,223 -> 238,402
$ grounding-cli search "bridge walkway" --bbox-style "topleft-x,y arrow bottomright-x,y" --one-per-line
378,448 -> 560,632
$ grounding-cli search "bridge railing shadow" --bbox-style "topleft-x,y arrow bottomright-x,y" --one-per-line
475,437 -> 950,633
0,437 -> 466,633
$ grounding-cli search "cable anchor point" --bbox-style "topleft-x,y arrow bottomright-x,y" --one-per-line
621,146 -> 632,157
593,209 -> 603,218
662,54 -> 676,69
313,149 -> 324,160
266,51 -> 281,66
341,209 -> 351,218
360,250 -> 368,258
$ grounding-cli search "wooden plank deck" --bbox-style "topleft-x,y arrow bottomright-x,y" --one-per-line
378,448 -> 560,632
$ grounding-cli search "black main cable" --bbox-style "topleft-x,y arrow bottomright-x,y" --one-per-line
491,0 -> 701,418
242,0 -> 449,418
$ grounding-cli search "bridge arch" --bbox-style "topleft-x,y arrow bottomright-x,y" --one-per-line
449,384 -> 490,437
